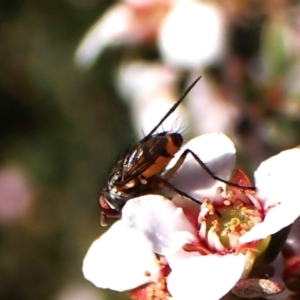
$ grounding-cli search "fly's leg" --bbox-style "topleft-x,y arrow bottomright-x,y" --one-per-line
100,212 -> 108,226
158,178 -> 201,204
158,178 -> 221,217
163,149 -> 256,191
100,211 -> 121,226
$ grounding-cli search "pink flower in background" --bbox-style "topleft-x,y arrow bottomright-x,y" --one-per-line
82,133 -> 300,299
0,168 -> 32,224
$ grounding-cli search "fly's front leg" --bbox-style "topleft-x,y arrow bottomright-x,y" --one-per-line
158,177 -> 201,204
158,177 -> 221,216
163,149 -> 256,191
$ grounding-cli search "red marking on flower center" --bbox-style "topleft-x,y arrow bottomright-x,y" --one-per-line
235,240 -> 261,255
228,167 -> 255,195
129,263 -> 171,300
183,242 -> 213,255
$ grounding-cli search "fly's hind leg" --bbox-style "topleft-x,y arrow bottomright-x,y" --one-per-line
163,149 -> 256,191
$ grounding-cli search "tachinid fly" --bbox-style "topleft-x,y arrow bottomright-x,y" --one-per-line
99,77 -> 255,226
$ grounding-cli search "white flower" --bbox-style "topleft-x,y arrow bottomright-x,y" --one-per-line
240,147 -> 300,243
158,2 -> 226,68
83,220 -> 161,291
83,133 -> 300,299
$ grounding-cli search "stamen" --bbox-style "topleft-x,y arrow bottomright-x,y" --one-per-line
199,220 -> 207,240
200,198 -> 215,217
247,193 -> 263,212
214,187 -> 225,204
212,231 -> 226,252
207,225 -> 217,250
199,207 -> 209,219
223,199 -> 231,206
227,231 -> 240,250
216,187 -> 224,194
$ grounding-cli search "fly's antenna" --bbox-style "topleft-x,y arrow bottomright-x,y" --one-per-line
144,76 -> 201,139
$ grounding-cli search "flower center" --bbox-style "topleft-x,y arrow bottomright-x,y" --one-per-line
198,191 -> 266,253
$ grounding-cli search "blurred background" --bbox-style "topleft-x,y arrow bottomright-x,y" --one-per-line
1,0 -> 300,299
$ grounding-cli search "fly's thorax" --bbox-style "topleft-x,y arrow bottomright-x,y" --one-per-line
165,132 -> 183,156
156,131 -> 183,146
141,132 -> 183,179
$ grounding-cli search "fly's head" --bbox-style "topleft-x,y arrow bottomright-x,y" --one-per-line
99,158 -> 136,226
99,188 -> 126,226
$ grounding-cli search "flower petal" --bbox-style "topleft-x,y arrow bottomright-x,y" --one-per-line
187,75 -> 240,134
122,195 -> 197,255
167,133 -> 236,202
167,253 -> 246,300
240,148 -> 300,243
82,220 -> 160,291
74,4 -> 132,68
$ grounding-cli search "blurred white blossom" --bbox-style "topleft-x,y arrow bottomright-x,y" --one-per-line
117,61 -> 189,138
75,0 -> 172,68
75,0 -> 226,70
158,1 -> 226,69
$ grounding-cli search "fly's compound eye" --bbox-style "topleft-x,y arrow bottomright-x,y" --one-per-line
99,193 -> 124,215
170,132 -> 184,147
99,193 -> 122,226
99,194 -> 110,211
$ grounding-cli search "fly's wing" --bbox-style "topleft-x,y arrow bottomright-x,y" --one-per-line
120,136 -> 168,184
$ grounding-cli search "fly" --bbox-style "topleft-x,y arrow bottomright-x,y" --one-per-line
99,76 -> 255,226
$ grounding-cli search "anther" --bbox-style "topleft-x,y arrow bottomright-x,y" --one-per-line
213,232 -> 226,252
199,220 -> 207,240
223,199 -> 231,206
216,187 -> 224,194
